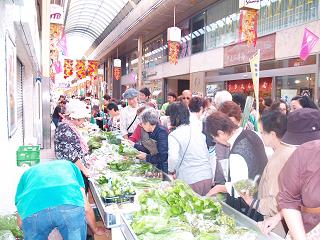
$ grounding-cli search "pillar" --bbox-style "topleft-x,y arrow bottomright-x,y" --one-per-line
107,58 -> 112,96
137,35 -> 143,90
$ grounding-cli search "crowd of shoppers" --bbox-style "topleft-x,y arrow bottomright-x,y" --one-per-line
19,88 -> 320,239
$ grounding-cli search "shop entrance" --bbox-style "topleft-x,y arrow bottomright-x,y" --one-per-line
178,79 -> 190,96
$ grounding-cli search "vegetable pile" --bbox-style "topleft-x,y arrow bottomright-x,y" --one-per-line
131,180 -> 256,240
0,214 -> 23,239
118,143 -> 139,158
233,179 -> 258,196
96,175 -> 136,203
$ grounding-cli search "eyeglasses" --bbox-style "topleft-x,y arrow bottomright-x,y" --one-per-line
182,97 -> 190,100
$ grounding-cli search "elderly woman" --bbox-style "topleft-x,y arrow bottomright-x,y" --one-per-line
131,108 -> 168,173
54,100 -> 90,177
205,112 -> 268,220
167,102 -> 213,196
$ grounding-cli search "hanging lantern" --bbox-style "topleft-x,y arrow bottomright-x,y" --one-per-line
75,60 -> 86,79
113,59 -> 122,81
63,59 -> 73,79
239,0 -> 259,47
167,27 -> 181,64
87,60 -> 99,77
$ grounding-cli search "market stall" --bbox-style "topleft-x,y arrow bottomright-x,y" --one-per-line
86,130 -> 284,240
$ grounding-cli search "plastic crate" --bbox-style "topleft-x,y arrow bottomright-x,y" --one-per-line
16,145 -> 40,166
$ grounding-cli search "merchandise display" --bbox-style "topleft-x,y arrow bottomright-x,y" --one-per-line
86,130 -> 282,240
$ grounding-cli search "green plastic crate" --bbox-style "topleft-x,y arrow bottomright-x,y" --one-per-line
16,145 -> 40,166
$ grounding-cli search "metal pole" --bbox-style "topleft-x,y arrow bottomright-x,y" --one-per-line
173,4 -> 176,27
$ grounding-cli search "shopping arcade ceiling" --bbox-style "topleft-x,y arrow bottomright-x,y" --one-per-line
64,0 -> 140,49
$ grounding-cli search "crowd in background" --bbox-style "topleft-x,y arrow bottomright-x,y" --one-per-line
18,87 -> 320,239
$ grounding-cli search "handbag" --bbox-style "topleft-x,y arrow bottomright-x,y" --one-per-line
170,127 -> 192,177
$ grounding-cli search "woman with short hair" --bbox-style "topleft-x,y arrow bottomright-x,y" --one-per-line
132,108 -> 168,173
168,102 -> 213,196
206,112 -> 268,220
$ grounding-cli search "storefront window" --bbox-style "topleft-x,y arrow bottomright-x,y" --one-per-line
275,74 -> 316,102
143,35 -> 165,69
206,0 -> 239,50
191,13 -> 205,54
259,0 -> 319,36
178,19 -> 191,58
204,0 -> 319,51
130,50 -> 138,73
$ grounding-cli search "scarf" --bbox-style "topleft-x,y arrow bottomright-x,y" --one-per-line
62,119 -> 89,154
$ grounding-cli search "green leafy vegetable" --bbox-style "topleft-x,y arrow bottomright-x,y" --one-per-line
0,215 -> 23,238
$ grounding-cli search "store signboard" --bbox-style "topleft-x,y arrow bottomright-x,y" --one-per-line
224,34 -> 275,67
50,4 -> 64,24
239,0 -> 260,10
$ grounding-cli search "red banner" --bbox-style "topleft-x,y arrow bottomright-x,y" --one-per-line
239,9 -> 258,47
113,67 -> 122,81
63,59 -> 73,79
75,60 -> 86,79
168,41 -> 180,65
227,78 -> 272,96
87,60 -> 99,77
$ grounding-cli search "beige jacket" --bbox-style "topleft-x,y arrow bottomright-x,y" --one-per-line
257,143 -> 296,217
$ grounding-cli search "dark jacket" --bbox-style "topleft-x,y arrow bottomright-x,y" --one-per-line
134,124 -> 169,173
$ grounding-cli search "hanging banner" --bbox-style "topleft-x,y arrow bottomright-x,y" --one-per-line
239,9 -> 258,47
63,59 -> 73,79
57,29 -> 68,56
87,60 -> 99,77
249,49 -> 260,124
113,67 -> 122,81
75,60 -> 86,79
300,28 -> 319,61
168,41 -> 180,64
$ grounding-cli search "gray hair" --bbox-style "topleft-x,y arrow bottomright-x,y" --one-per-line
214,90 -> 232,109
139,108 -> 159,125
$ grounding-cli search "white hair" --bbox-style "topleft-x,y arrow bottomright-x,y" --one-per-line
140,108 -> 160,125
214,90 -> 232,109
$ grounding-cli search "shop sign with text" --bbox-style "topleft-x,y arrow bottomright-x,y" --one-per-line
224,34 -> 275,67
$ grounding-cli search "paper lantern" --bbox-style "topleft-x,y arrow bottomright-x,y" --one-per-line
239,0 -> 260,10
167,27 -> 181,65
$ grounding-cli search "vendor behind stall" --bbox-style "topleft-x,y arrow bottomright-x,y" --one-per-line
15,160 -> 105,240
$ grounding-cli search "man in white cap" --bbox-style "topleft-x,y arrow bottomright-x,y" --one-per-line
120,88 -> 140,139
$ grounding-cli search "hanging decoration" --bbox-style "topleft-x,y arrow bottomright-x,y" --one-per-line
239,9 -> 258,47
75,60 -> 86,79
299,28 -> 319,61
168,41 -> 180,65
87,60 -> 99,77
49,24 -> 63,83
113,59 -> 122,81
167,5 -> 181,65
63,59 -> 73,79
